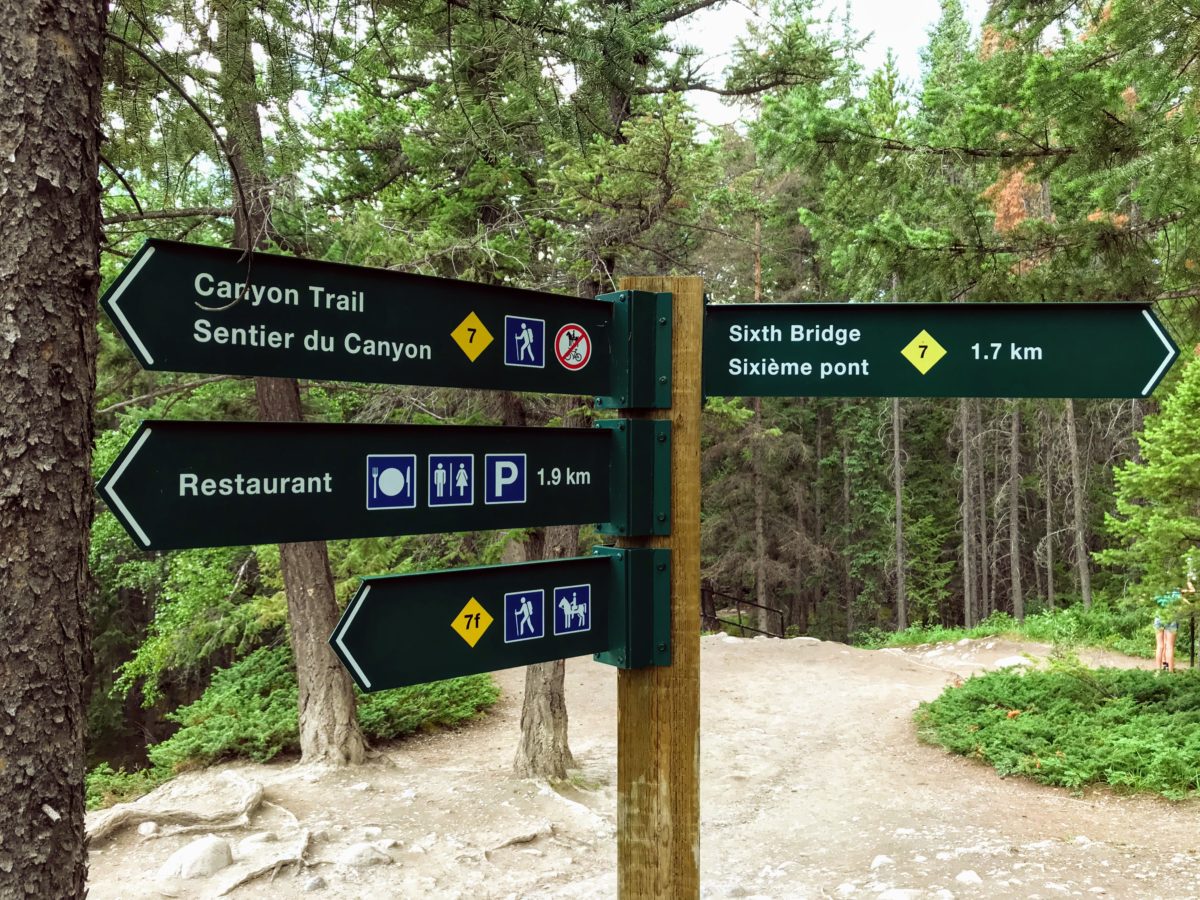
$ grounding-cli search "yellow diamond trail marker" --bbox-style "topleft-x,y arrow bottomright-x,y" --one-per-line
452,597 -> 493,647
451,312 -> 493,362
901,329 -> 947,375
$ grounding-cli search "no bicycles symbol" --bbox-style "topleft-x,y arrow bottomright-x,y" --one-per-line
554,323 -> 592,371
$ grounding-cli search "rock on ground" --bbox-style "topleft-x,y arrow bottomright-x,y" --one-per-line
156,835 -> 232,879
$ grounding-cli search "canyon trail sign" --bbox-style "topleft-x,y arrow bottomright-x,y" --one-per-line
103,239 -> 638,398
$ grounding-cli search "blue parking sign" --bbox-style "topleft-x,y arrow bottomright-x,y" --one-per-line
429,454 -> 473,507
366,455 -> 417,510
504,590 -> 545,643
553,584 -> 591,635
505,315 -> 545,368
485,454 -> 526,505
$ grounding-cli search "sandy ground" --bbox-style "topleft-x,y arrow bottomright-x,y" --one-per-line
87,636 -> 1200,899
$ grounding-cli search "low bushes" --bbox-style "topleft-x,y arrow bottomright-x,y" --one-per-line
917,664 -> 1200,799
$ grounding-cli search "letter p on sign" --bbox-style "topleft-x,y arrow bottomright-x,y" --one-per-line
485,454 -> 526,505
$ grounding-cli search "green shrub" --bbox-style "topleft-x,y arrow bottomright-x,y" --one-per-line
149,644 -> 300,772
358,676 -> 499,738
89,643 -> 499,808
916,666 -> 1200,799
857,602 -> 1160,658
85,763 -> 167,810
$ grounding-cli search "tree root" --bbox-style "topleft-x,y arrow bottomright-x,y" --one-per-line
216,830 -> 311,896
87,773 -> 264,844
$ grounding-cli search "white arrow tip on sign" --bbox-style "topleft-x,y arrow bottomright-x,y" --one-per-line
1142,309 -> 1178,396
106,245 -> 158,366
103,427 -> 154,548
334,585 -> 373,689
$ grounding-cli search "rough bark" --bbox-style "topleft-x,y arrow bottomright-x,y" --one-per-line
1009,403 -> 1024,620
893,398 -> 907,631
216,0 -> 366,765
513,523 -> 578,779
1065,399 -> 1092,608
0,2 -> 104,894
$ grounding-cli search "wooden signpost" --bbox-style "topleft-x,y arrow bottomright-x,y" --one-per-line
616,276 -> 702,898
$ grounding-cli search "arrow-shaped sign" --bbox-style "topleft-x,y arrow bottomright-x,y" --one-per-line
98,420 -> 669,550
704,302 -> 1180,399
102,239 -> 617,396
330,547 -> 669,691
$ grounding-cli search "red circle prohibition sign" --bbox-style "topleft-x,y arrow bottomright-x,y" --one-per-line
554,323 -> 592,371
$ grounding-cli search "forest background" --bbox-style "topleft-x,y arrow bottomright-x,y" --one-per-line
83,0 -> 1200,806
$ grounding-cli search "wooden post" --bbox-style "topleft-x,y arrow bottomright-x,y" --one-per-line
616,276 -> 702,898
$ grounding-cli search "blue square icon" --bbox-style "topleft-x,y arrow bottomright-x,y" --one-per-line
504,316 -> 545,368
553,584 -> 591,635
429,455 -> 473,507
504,590 -> 545,643
485,454 -> 527,505
366,455 -> 416,510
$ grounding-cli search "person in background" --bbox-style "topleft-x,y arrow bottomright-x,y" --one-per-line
1154,589 -> 1182,673
1154,553 -> 1198,674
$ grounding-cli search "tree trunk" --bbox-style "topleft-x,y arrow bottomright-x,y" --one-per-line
255,379 -> 367,764
0,2 -> 104,893
842,440 -> 854,638
217,0 -> 366,764
1130,399 -> 1145,463
1044,420 -> 1056,610
752,397 -> 769,632
960,399 -> 976,627
975,400 -> 990,618
514,523 -> 578,779
1065,399 -> 1092,608
893,398 -> 907,630
1008,403 -> 1024,620
750,219 -> 770,632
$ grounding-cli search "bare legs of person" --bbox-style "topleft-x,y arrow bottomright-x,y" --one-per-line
1155,624 -> 1178,673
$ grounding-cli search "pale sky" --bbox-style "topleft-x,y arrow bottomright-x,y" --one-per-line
674,0 -> 990,127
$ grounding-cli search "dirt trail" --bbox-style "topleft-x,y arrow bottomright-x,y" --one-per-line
88,637 -> 1200,899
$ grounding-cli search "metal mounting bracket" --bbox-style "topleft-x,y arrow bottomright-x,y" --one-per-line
594,418 -> 671,537
594,290 -> 672,410
591,546 -> 671,669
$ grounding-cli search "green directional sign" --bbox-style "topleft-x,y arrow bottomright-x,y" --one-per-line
704,303 -> 1180,399
329,547 -> 670,691
98,420 -> 669,550
102,239 -> 668,403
